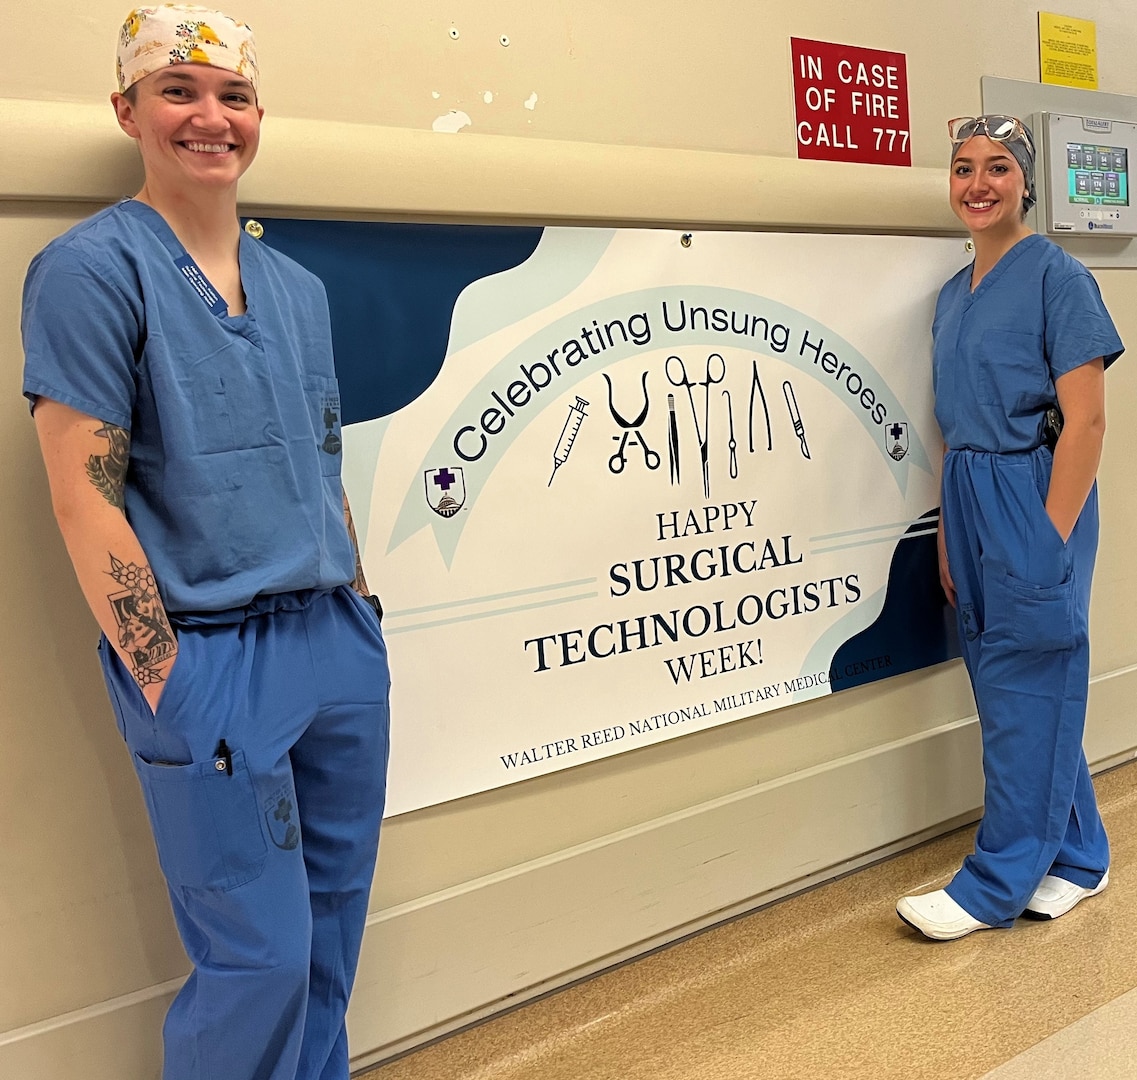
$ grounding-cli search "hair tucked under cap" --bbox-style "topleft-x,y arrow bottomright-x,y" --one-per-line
951,115 -> 1037,213
117,5 -> 258,96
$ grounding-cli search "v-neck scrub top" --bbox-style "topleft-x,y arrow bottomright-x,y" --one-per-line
21,200 -> 356,613
932,234 -> 1123,453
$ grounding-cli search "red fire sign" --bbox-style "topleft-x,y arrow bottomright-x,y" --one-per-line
790,38 -> 911,167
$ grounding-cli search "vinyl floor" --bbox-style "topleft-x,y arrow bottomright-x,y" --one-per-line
359,761 -> 1137,1080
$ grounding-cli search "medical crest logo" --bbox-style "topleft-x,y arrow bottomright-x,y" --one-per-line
886,421 -> 909,461
320,392 -> 342,456
425,467 -> 466,518
263,785 -> 300,851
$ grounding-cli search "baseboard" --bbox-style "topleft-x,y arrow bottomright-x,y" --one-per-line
4,667 -> 1134,1080
345,713 -> 987,1069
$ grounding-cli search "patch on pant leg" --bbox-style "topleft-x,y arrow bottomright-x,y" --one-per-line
960,603 -> 980,641
263,782 -> 300,850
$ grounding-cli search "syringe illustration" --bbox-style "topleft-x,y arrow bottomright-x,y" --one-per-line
549,396 -> 589,486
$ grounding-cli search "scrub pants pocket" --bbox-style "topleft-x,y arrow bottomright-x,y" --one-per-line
133,748 -> 268,891
990,570 -> 1078,652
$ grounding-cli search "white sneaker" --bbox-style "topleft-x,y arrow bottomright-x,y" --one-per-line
1023,871 -> 1109,920
896,889 -> 992,941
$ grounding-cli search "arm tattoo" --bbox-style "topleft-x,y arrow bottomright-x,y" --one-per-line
106,553 -> 177,688
86,424 -> 130,510
343,488 -> 369,595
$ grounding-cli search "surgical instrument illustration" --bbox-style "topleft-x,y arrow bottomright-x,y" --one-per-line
604,372 -> 660,474
666,352 -> 726,498
667,393 -> 680,485
548,395 -> 589,486
783,380 -> 810,460
723,389 -> 739,480
748,357 -> 772,453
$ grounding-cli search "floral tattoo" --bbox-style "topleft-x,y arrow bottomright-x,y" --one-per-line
106,554 -> 177,688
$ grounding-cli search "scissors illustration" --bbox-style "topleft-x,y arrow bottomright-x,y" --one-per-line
604,372 -> 661,474
666,353 -> 726,498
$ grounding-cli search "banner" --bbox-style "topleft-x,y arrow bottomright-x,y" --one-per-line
257,223 -> 968,815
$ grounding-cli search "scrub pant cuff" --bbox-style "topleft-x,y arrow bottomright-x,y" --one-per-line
944,878 -> 1016,929
1045,865 -> 1108,890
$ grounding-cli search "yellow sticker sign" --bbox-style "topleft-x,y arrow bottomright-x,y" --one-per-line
1039,12 -> 1098,90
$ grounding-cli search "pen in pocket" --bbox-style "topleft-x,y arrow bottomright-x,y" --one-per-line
214,739 -> 233,777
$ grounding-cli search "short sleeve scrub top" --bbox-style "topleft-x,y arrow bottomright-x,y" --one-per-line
930,233 -> 1123,925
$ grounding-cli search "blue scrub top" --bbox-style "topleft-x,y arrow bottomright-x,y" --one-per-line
22,200 -> 356,613
932,234 -> 1123,453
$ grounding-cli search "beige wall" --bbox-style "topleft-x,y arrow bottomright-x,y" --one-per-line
2,1 -> 1136,1075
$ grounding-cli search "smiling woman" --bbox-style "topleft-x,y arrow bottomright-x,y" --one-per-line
19,6 -> 392,1080
946,117 -> 1034,251
895,115 -> 1123,942
113,66 -> 262,245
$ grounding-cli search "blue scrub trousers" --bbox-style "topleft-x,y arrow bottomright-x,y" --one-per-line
941,447 -> 1109,926
99,585 -> 390,1080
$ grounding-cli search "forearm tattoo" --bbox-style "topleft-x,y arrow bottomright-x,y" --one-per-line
106,554 -> 177,688
343,488 -> 369,595
86,424 -> 130,510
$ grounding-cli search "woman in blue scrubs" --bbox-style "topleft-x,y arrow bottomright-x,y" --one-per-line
896,115 -> 1123,940
23,7 -> 390,1077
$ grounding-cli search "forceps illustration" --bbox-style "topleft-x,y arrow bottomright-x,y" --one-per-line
783,380 -> 810,460
667,394 -> 680,485
748,357 -> 772,453
603,372 -> 661,474
666,352 -> 726,498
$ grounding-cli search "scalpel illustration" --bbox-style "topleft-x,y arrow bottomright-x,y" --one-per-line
783,380 -> 810,460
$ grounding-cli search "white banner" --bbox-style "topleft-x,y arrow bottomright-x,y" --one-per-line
341,229 -> 968,815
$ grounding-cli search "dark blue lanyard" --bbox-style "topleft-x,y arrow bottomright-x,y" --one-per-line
174,254 -> 229,317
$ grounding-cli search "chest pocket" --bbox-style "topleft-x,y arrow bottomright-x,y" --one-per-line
305,375 -> 343,477
175,338 -> 281,455
976,329 -> 1048,412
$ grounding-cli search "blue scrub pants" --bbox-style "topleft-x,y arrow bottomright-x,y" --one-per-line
99,585 -> 390,1080
941,447 -> 1109,926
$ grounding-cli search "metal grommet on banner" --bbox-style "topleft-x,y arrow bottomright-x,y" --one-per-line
965,239 -> 974,253
449,27 -> 460,39
244,219 -> 264,239
499,34 -> 510,47
681,233 -> 693,248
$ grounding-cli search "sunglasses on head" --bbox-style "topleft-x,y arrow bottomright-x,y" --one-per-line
948,115 -> 1032,149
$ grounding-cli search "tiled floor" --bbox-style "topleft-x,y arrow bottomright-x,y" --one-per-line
360,762 -> 1137,1080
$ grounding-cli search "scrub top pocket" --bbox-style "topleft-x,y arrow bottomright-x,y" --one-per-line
155,338 -> 280,457
133,748 -> 268,891
305,376 -> 344,477
977,329 -> 1048,412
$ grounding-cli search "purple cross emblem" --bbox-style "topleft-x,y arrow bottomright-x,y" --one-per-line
433,468 -> 457,491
